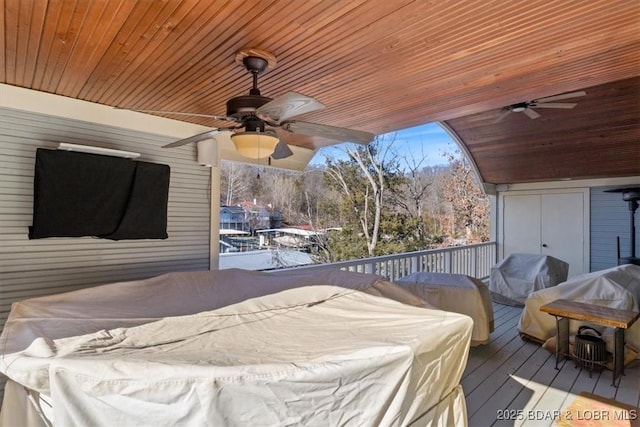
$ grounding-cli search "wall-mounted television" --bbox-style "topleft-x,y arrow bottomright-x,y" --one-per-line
29,148 -> 170,240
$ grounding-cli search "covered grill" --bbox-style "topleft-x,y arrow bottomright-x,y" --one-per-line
605,187 -> 640,266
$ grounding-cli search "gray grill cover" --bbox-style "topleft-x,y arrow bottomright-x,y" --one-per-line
489,253 -> 569,306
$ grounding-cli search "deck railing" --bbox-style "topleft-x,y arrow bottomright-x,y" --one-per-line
281,241 -> 497,281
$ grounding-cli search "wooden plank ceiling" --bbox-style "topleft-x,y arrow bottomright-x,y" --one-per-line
2,0 -> 639,184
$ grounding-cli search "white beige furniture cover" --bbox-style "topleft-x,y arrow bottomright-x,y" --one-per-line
394,272 -> 494,346
489,253 -> 569,306
0,268 -> 473,427
518,264 -> 640,358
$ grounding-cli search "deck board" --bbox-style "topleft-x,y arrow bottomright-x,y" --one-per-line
467,339 -> 550,426
464,302 -> 640,427
463,308 -> 524,375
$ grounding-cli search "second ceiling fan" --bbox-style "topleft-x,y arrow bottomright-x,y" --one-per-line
496,90 -> 587,122
133,49 -> 375,160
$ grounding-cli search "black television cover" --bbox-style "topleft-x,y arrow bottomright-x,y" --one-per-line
29,148 -> 170,240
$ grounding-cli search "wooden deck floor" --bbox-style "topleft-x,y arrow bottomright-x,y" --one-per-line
462,302 -> 640,427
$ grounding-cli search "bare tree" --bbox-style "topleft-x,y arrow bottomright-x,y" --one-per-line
297,167 -> 337,228
395,145 -> 434,242
220,161 -> 254,205
324,136 -> 402,256
259,169 -> 299,218
439,151 -> 489,242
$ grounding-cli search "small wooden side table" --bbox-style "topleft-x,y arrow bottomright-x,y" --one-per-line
539,299 -> 640,386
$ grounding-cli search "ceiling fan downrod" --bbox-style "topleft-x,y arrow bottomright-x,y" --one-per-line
243,56 -> 269,96
226,55 -> 273,119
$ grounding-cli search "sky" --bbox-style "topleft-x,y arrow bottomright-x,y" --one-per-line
310,122 -> 458,168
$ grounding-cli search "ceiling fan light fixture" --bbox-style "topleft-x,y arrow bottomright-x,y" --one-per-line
231,131 -> 279,159
509,102 -> 529,113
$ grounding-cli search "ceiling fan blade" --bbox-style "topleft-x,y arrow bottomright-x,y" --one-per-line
116,107 -> 235,122
494,109 -> 512,123
163,129 -> 225,148
256,91 -> 325,124
535,90 -> 586,103
271,140 -> 294,159
523,108 -> 541,119
282,121 -> 375,144
532,102 -> 578,109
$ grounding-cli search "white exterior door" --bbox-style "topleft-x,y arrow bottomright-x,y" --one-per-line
501,189 -> 589,278
503,194 -> 540,255
540,193 -> 585,277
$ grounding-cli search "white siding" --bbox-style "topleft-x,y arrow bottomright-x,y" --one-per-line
590,186 -> 640,271
0,106 -> 211,337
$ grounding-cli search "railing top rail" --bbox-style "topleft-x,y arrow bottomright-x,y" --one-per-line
322,241 -> 495,264
274,241 -> 497,280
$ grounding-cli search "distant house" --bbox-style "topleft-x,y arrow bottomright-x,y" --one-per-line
220,205 -> 248,232
236,201 -> 284,232
219,204 -> 292,252
268,209 -> 284,229
249,206 -> 272,230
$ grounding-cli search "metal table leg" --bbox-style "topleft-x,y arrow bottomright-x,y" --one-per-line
612,327 -> 625,386
554,316 -> 569,369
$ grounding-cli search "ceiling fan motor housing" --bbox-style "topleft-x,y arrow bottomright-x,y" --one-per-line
226,95 -> 272,118
510,102 -> 529,112
243,117 -> 268,133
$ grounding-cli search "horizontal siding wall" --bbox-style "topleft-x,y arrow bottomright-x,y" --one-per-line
590,186 -> 640,271
0,106 -> 211,330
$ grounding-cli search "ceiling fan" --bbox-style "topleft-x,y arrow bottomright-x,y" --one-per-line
128,49 -> 375,160
495,90 -> 587,122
